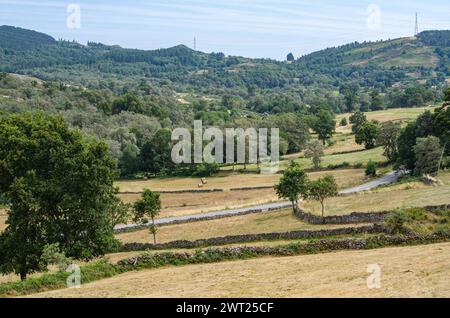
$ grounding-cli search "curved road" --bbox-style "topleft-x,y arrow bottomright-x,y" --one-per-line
115,170 -> 406,231
338,170 -> 406,195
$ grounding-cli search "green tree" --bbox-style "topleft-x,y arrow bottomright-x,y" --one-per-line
413,136 -> 442,176
340,82 -> 360,112
269,113 -> 310,153
433,104 -> 450,148
0,113 -> 117,280
397,121 -> 419,170
110,195 -> 131,227
377,121 -> 401,162
370,90 -> 384,111
119,144 -> 140,176
355,120 -> 380,149
310,109 -> 336,145
286,52 -> 295,62
340,117 -> 348,126
140,129 -> 174,175
274,162 -> 309,213
397,110 -> 438,170
307,175 -> 338,221
112,92 -> 145,115
365,160 -> 377,177
444,88 -> 450,104
432,105 -> 450,171
304,140 -> 324,169
349,111 -> 367,133
133,189 -> 161,244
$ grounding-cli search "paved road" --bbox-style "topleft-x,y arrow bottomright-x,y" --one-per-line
115,170 -> 405,230
338,170 -> 406,195
115,201 -> 292,231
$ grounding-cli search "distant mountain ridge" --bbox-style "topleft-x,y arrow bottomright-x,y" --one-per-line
0,25 -> 56,50
0,25 -> 449,92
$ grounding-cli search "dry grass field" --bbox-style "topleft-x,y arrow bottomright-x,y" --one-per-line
31,242 -> 450,298
116,168 -> 366,193
231,146 -> 386,171
0,169 -> 367,229
303,172 -> 450,216
116,208 -> 359,244
116,169 -> 368,218
295,147 -> 385,168
336,106 -> 438,134
121,188 -> 279,217
324,133 -> 364,155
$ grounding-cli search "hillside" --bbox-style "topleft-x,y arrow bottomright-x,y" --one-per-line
0,25 -> 449,93
0,26 -> 448,176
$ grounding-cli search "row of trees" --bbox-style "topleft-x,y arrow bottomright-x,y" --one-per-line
275,162 -> 338,220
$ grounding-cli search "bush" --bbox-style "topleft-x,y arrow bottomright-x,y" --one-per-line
354,162 -> 363,169
192,163 -> 219,177
0,194 -> 8,207
41,243 -> 73,272
327,161 -> 350,170
365,160 -> 377,177
0,259 -> 119,296
385,210 -> 410,233
442,156 -> 450,169
340,117 -> 348,126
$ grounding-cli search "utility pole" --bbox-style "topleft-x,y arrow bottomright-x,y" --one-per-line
193,37 -> 197,50
414,12 -> 419,36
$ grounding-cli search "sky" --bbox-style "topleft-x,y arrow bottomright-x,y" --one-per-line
0,0 -> 449,60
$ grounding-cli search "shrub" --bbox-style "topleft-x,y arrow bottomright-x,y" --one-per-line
340,117 -> 348,126
327,161 -> 350,170
365,160 -> 377,177
0,193 -> 8,206
441,156 -> 450,169
41,243 -> 73,272
385,210 -> 410,233
192,163 -> 219,177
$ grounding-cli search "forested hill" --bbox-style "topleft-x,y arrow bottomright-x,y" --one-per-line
0,25 -> 449,117
0,26 -> 56,50
1,25 -> 449,92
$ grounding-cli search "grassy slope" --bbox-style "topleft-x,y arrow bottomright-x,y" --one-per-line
303,172 -> 450,216
116,169 -> 367,218
30,242 -> 450,298
116,209 -> 359,244
346,37 -> 439,69
116,168 -> 366,192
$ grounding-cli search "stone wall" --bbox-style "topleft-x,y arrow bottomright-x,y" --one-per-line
119,188 -> 223,194
121,224 -> 386,251
117,232 -> 450,270
114,206 -> 287,234
293,204 -> 450,225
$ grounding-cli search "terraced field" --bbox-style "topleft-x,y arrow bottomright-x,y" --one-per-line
30,243 -> 450,298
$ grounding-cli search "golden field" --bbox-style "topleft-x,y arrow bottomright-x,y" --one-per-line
30,242 -> 450,298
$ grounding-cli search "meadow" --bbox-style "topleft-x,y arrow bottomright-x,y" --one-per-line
30,242 -> 450,298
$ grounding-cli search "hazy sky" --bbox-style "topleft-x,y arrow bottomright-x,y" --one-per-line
1,0 -> 449,60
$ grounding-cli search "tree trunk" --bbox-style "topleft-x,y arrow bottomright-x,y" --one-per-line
321,200 -> 325,224
151,217 -> 156,244
20,271 -> 27,281
291,200 -> 296,213
437,142 -> 447,176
